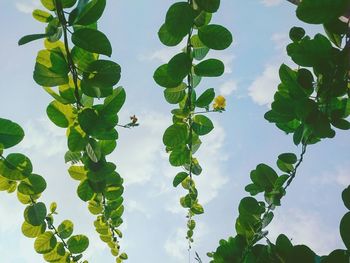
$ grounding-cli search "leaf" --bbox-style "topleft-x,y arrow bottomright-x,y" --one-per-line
71,46 -> 97,72
173,172 -> 189,187
18,34 -> 48,46
191,203 -> 204,214
24,202 -> 47,226
0,118 -> 25,149
67,235 -> 89,253
18,174 -> 47,195
82,60 -> 121,91
340,212 -> 350,249
153,64 -> 182,88
77,179 -> 94,201
194,59 -> 225,77
342,186 -> 350,210
158,23 -> 183,46
67,125 -> 88,152
34,49 -> 69,87
102,87 -> 126,115
191,35 -> 209,61
163,124 -> 188,148
278,153 -> 298,164
196,0 -> 220,13
75,0 -> 106,25
168,53 -> 192,82
290,245 -> 316,262
165,2 -> 194,38
68,166 -> 87,181
196,88 -> 215,108
43,242 -> 66,262
296,0 -> 349,24
251,164 -> 278,191
72,28 -> 112,56
46,101 -> 75,128
198,24 -> 233,50
192,115 -> 214,136
34,231 -> 57,254
289,27 -> 306,42
169,148 -> 190,167
239,197 -> 263,216
40,0 -> 55,11
0,153 -> 32,180
21,221 -> 46,238
32,9 -> 53,23
57,220 -> 74,239
164,83 -> 187,104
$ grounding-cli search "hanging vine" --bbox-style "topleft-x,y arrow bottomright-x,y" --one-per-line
18,0 -> 133,261
209,0 -> 350,262
153,0 -> 233,248
0,117 -> 89,263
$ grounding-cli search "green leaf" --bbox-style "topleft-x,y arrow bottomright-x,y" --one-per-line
164,83 -> 187,104
24,202 -> 47,226
191,35 -> 209,61
196,88 -> 215,108
67,125 -> 88,152
191,203 -> 204,214
251,164 -> 278,191
102,87 -> 126,115
34,49 -> 69,87
153,64 -> 182,88
194,59 -> 224,77
239,197 -> 263,216
158,24 -> 183,46
165,2 -> 194,38
198,24 -> 233,50
342,186 -> 350,210
68,166 -> 87,181
18,34 -> 48,46
0,153 -> 32,180
47,101 -> 75,128
82,60 -> 121,91
169,147 -> 190,166
32,9 -> 53,23
21,221 -> 46,238
75,0 -> 106,25
72,28 -> 112,56
40,0 -> 55,11
71,46 -> 97,72
196,0 -> 220,13
290,245 -> 316,262
289,27 -> 306,42
163,124 -> 188,148
0,118 -> 25,149
67,235 -> 89,253
296,0 -> 349,24
34,231 -> 57,254
57,220 -> 74,239
322,250 -> 349,263
18,174 -> 47,195
77,179 -> 94,201
192,115 -> 214,136
168,53 -> 192,82
278,153 -> 298,164
43,242 -> 66,262
173,172 -> 189,187
62,0 -> 77,8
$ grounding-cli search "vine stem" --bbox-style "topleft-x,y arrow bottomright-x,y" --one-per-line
55,0 -> 83,108
101,193 -> 119,246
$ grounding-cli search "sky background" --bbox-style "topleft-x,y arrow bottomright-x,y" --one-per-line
0,0 -> 349,262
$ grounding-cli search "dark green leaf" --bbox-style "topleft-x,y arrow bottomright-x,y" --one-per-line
18,34 -> 48,46
72,28 -> 112,56
173,172 -> 189,187
192,115 -> 214,135
153,64 -> 182,88
163,124 -> 188,148
75,0 -> 106,25
198,24 -> 233,50
168,53 -> 192,82
18,174 -> 47,195
196,88 -> 215,108
0,118 -> 25,149
165,2 -> 194,38
196,0 -> 220,13
158,24 -> 183,46
342,186 -> 350,210
278,153 -> 298,164
67,235 -> 89,253
77,179 -> 94,201
46,101 -> 74,128
24,202 -> 47,226
194,59 -> 224,77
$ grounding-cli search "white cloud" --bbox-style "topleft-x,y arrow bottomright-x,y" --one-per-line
15,0 -> 40,14
261,0 -> 282,7
316,165 -> 350,188
271,33 -> 289,50
219,80 -> 238,96
248,64 -> 279,106
19,118 -> 66,157
267,208 -> 342,255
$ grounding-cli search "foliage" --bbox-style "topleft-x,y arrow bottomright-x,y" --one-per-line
19,0 -> 130,261
209,0 -> 350,262
0,117 -> 89,262
154,0 -> 232,245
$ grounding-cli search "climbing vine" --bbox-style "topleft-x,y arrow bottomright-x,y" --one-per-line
154,0 -> 233,248
0,118 -> 89,262
209,0 -> 350,262
18,0 -> 131,261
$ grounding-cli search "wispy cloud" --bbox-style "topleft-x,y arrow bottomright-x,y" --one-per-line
219,79 -> 238,96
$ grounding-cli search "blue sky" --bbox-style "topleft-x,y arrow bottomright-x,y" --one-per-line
0,0 -> 349,262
